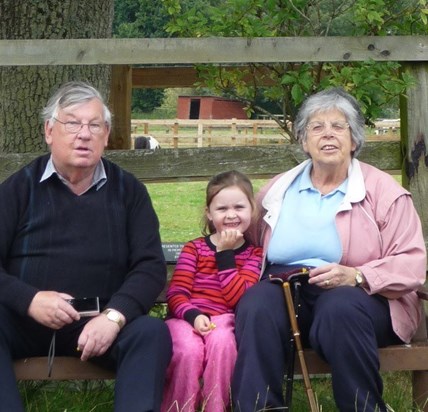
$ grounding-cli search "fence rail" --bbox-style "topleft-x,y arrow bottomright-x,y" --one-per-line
130,119 -> 400,148
131,119 -> 288,148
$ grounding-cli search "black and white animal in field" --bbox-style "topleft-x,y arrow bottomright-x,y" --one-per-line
134,135 -> 161,150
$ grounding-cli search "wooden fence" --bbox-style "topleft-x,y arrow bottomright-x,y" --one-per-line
131,119 -> 288,148
0,36 -> 426,254
131,119 -> 400,148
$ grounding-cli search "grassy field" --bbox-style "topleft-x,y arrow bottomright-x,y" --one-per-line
147,179 -> 268,242
20,177 -> 418,412
19,370 -> 416,411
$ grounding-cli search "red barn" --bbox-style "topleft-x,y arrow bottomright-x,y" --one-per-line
177,96 -> 248,119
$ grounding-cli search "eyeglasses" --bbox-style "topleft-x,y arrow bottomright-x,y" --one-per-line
306,121 -> 350,136
53,118 -> 105,135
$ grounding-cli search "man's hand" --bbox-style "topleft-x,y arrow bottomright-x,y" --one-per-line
77,313 -> 122,361
27,291 -> 80,329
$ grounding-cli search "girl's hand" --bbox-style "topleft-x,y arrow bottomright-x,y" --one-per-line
194,314 -> 216,336
216,229 -> 244,252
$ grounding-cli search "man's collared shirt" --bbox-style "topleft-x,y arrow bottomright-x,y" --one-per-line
40,156 -> 107,195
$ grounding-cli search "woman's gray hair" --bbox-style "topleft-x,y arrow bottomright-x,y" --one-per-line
293,87 -> 365,157
41,81 -> 112,128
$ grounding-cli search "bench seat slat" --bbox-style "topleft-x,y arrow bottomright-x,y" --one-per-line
14,343 -> 428,380
14,357 -> 115,380
295,344 -> 428,375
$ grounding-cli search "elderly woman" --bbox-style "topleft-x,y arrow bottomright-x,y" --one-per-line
231,88 -> 427,411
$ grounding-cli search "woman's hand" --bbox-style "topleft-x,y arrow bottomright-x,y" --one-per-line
308,263 -> 362,289
193,314 -> 216,336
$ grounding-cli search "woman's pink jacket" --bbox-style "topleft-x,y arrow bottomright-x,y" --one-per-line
250,158 -> 427,343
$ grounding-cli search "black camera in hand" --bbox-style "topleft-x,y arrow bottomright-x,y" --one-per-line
67,297 -> 100,317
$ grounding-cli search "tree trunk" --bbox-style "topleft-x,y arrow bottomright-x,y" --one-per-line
0,0 -> 114,153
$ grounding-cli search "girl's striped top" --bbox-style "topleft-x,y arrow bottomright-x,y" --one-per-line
166,236 -> 263,325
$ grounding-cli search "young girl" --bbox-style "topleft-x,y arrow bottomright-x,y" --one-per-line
161,170 -> 263,412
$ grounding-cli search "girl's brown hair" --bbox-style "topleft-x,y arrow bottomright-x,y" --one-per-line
202,170 -> 256,236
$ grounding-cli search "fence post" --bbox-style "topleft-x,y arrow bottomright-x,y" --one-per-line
173,122 -> 179,148
207,125 -> 212,147
400,62 -> 428,244
231,119 -> 237,146
197,122 -> 204,147
252,123 -> 258,146
109,65 -> 132,150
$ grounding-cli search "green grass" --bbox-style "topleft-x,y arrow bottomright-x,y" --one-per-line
147,179 -> 268,242
147,181 -> 206,242
20,177 -> 419,412
289,371 -> 416,412
20,380 -> 114,411
20,372 -> 416,411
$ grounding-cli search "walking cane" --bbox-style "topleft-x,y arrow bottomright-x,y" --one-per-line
269,270 -> 319,412
284,285 -> 297,410
283,281 -> 319,412
284,276 -> 303,409
282,276 -> 300,412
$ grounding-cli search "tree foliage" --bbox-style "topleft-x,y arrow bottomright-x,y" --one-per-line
114,0 -> 170,38
162,0 -> 428,141
113,0 -> 170,113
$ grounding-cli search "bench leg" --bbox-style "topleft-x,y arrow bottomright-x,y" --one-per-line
413,371 -> 428,412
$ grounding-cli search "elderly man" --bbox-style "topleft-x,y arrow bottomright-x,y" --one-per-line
0,81 -> 172,411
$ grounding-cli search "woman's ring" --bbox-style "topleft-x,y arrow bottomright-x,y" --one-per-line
325,279 -> 330,286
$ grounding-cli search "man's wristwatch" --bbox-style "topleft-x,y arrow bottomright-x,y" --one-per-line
102,309 -> 125,329
354,270 -> 364,287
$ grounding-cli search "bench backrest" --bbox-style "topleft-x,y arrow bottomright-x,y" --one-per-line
4,143 -> 423,249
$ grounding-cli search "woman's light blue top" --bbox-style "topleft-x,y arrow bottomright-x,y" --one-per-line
267,163 -> 347,267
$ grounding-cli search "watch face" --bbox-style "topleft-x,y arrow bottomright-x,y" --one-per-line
108,311 -> 119,321
103,309 -> 124,328
356,273 -> 363,285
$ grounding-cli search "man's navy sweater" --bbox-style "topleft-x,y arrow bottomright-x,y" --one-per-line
0,154 -> 166,322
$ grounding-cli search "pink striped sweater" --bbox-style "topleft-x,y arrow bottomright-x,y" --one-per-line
166,236 -> 263,324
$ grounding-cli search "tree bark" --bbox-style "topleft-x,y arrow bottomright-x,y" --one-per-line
0,0 -> 113,153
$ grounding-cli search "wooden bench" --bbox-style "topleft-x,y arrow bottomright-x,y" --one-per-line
2,144 -> 427,410
13,242 -> 428,410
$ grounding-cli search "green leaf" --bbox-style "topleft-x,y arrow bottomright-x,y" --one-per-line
291,84 -> 304,104
280,74 -> 297,85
